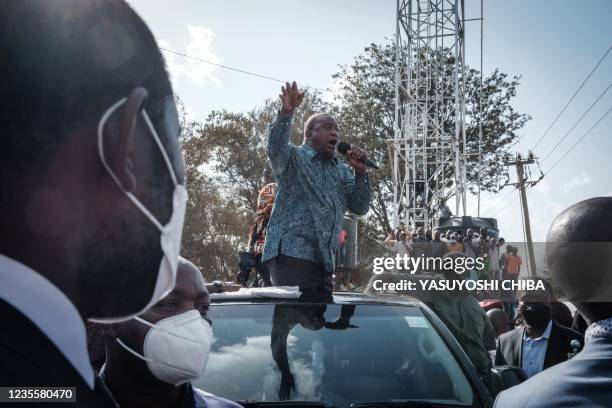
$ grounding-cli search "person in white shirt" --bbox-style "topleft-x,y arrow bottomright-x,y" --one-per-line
384,231 -> 412,272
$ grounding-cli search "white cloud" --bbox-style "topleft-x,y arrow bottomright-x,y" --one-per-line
159,25 -> 221,87
203,334 -> 323,401
561,171 -> 591,192
606,191 -> 612,196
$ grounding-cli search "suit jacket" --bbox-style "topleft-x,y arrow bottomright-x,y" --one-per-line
494,336 -> 612,407
495,321 -> 583,370
0,299 -> 117,407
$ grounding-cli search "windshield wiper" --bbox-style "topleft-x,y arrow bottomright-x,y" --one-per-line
238,401 -> 330,408
347,401 -> 461,408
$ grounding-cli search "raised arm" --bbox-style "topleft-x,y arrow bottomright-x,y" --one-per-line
266,81 -> 304,177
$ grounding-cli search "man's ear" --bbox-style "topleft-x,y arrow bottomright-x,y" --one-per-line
108,87 -> 148,192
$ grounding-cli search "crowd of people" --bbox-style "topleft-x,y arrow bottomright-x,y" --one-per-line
493,198 -> 612,406
384,226 -> 509,279
1,1 -> 610,407
371,202 -> 612,407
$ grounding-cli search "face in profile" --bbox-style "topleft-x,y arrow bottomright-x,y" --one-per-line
83,95 -> 186,320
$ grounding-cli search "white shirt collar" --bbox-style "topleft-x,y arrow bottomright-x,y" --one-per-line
0,254 -> 95,388
523,319 -> 553,341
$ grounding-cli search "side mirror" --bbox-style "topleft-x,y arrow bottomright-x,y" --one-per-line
489,365 -> 528,396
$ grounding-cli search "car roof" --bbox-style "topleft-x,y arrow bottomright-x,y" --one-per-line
210,290 -> 421,307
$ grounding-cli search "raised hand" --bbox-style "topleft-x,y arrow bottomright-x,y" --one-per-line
279,81 -> 304,116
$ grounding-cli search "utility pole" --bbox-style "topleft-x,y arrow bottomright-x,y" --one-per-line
504,152 -> 542,277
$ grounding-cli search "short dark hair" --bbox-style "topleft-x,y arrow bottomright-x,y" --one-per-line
518,277 -> 553,301
1,0 -> 173,207
546,197 -> 612,322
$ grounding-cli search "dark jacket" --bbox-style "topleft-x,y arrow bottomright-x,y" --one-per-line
0,299 -> 117,407
494,336 -> 612,407
495,320 -> 583,370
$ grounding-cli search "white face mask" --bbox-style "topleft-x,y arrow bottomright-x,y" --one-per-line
89,97 -> 187,324
117,310 -> 213,386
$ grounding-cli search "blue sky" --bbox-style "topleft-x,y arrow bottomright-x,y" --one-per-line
129,0 -> 612,243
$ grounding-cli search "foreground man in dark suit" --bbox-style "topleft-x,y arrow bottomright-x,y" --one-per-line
0,1 -> 186,406
494,279 -> 582,377
495,197 -> 612,407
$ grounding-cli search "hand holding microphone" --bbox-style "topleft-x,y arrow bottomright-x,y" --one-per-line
336,141 -> 379,173
567,339 -> 581,359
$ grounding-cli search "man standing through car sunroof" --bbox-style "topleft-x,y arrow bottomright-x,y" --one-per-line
263,81 -> 371,293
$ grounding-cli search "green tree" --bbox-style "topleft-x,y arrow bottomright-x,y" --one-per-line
179,162 -> 247,281
332,41 -> 531,240
196,92 -> 331,213
176,40 -> 530,275
178,97 -> 249,281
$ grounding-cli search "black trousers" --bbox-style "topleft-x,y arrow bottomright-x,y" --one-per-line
254,254 -> 272,286
266,254 -> 333,293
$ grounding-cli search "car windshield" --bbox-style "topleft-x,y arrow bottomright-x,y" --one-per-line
194,302 -> 475,407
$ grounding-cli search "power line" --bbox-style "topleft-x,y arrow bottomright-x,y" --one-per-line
532,45 -> 612,152
159,47 -> 330,93
491,194 -> 519,218
480,186 -> 516,216
449,49 -> 610,219
544,105 -> 612,175
489,106 -> 611,219
540,82 -> 612,164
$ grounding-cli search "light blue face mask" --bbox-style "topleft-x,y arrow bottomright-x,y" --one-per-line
89,97 -> 188,324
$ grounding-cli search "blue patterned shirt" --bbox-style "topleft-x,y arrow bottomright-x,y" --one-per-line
262,113 -> 371,272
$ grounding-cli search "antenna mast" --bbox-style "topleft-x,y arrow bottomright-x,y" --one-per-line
391,0 -> 467,230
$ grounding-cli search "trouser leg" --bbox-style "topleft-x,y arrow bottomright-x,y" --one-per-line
255,254 -> 272,286
267,255 -> 332,293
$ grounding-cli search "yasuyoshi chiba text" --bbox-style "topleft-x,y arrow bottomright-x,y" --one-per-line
372,279 -> 547,292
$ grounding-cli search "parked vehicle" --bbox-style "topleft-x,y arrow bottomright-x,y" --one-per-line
194,291 -> 521,407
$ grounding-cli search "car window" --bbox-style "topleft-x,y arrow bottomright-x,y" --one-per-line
194,303 -> 474,407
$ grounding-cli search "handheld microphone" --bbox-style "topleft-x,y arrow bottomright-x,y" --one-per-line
567,339 -> 581,359
336,141 -> 379,169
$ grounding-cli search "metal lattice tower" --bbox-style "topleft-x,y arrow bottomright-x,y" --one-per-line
390,0 -> 467,230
